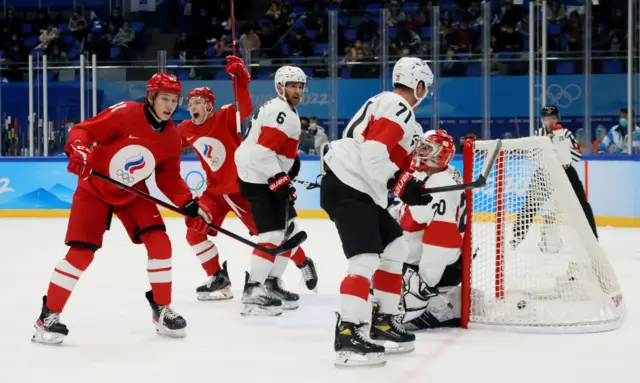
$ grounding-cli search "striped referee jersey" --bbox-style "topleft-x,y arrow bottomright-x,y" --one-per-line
534,125 -> 582,167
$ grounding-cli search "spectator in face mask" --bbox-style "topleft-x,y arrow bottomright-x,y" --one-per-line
598,108 -> 640,154
592,125 -> 607,152
308,117 -> 329,155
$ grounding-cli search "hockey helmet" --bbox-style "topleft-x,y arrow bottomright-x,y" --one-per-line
411,129 -> 455,170
274,66 -> 307,98
392,57 -> 434,107
187,86 -> 215,106
541,105 -> 560,118
146,72 -> 183,105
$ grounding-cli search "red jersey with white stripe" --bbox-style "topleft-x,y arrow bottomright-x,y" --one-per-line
399,166 -> 466,287
324,91 -> 422,207
235,96 -> 300,184
69,101 -> 192,207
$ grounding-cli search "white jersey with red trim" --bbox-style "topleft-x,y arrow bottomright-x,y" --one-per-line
323,91 -> 422,208
399,165 -> 466,287
235,96 -> 300,184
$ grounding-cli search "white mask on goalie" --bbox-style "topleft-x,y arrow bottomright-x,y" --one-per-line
411,129 -> 455,172
188,96 -> 213,125
274,66 -> 307,107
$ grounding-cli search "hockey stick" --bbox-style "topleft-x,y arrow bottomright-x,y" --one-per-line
230,0 -> 241,135
292,178 -> 321,190
89,170 -> 307,256
423,139 -> 503,194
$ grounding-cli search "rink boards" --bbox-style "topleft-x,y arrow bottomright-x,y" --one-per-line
0,155 -> 638,227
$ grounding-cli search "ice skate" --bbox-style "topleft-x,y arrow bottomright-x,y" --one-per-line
297,257 -> 318,291
196,261 -> 233,301
241,272 -> 283,316
370,311 -> 416,354
334,313 -> 386,368
265,277 -> 299,310
145,290 -> 187,338
32,296 -> 68,345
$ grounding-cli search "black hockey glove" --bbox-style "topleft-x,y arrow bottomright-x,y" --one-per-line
387,170 -> 433,206
268,172 -> 297,201
288,155 -> 301,180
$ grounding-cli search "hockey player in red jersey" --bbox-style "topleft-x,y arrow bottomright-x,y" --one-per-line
177,57 -> 318,301
32,73 -> 214,345
395,129 -> 469,330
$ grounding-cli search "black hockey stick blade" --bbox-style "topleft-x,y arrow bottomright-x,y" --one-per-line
270,231 -> 308,255
89,170 -> 295,256
423,139 -> 503,194
293,178 -> 321,190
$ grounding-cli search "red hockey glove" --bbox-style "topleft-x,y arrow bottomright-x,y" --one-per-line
387,170 -> 433,206
225,56 -> 251,86
268,172 -> 297,201
183,199 -> 214,234
64,140 -> 91,178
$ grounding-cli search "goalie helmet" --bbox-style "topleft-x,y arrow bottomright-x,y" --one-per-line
274,66 -> 307,97
411,129 -> 455,171
392,57 -> 434,106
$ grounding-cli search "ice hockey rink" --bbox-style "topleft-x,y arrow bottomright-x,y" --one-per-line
1,217 -> 638,383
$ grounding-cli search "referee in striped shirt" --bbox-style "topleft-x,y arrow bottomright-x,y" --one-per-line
512,105 -> 598,248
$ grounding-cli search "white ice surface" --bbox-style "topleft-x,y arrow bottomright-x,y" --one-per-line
0,218 -> 638,383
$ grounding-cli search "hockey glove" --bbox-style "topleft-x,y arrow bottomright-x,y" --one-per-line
387,170 -> 433,206
64,140 -> 91,178
268,172 -> 297,201
183,198 -> 214,234
288,155 -> 301,180
225,56 -> 251,86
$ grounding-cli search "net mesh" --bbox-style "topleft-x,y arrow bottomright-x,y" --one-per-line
465,137 -> 624,332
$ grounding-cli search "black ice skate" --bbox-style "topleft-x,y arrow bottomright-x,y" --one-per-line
196,261 -> 233,301
145,290 -> 187,338
370,311 -> 416,354
241,272 -> 283,317
265,277 -> 299,310
297,257 -> 318,291
334,313 -> 386,368
32,296 -> 69,345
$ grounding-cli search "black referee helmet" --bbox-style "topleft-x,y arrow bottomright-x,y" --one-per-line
541,105 -> 560,118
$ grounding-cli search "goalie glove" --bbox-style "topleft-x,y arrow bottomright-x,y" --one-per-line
387,170 -> 433,206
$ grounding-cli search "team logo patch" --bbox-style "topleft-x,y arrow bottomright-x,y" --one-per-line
194,137 -> 226,172
109,145 -> 156,185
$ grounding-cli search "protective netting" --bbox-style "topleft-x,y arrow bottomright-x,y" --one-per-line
463,137 -> 625,333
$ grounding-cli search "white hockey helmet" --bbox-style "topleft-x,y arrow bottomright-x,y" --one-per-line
392,57 -> 434,107
274,65 -> 307,98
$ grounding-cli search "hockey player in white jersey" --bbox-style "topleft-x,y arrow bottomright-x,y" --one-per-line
234,66 -> 310,316
395,129 -> 470,330
320,57 -> 434,367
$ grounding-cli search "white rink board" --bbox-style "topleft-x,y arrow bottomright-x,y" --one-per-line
0,218 -> 638,383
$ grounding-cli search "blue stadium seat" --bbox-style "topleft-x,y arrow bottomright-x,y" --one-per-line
215,70 -> 230,80
290,56 -> 304,64
314,43 -> 328,55
207,45 -> 215,57
291,5 -> 305,15
47,71 -> 56,82
167,59 -> 182,66
176,69 -> 190,81
365,3 -> 381,12
555,61 -> 575,74
603,60 -> 623,73
63,35 -> 74,46
256,69 -> 272,80
58,23 -> 69,34
420,27 -> 432,39
22,24 -> 32,35
24,36 -> 39,47
340,66 -> 351,78
131,21 -> 145,33
389,27 -> 398,38
548,23 -> 562,35
91,23 -> 104,33
109,46 -> 121,59
305,29 -> 316,39
67,47 -> 80,59
303,67 -> 313,77
403,3 -> 419,12
339,16 -> 349,26
282,43 -> 289,55
466,63 -> 481,76
345,28 -> 357,41
208,58 -> 226,66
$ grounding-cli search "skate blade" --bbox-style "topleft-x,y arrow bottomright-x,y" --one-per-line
372,339 -> 415,354
334,351 -> 386,368
154,324 -> 186,338
241,303 -> 283,317
197,288 -> 234,301
282,301 -> 299,310
31,327 -> 65,345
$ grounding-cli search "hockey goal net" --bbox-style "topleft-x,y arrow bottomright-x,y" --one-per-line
460,137 -> 625,333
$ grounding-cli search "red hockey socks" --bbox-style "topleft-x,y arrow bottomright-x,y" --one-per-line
373,269 -> 403,315
187,230 -> 221,277
46,247 -> 95,313
288,246 -> 307,267
141,230 -> 173,306
340,274 -> 371,324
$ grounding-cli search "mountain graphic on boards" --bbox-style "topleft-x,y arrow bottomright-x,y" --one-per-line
47,184 -> 75,203
0,187 -> 72,209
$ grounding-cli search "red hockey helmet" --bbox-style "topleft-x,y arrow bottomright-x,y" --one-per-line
187,87 -> 216,107
146,72 -> 183,105
411,129 -> 455,171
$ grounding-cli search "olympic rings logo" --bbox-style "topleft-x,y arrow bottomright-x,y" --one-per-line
185,170 -> 206,193
534,84 -> 581,108
116,169 -> 135,184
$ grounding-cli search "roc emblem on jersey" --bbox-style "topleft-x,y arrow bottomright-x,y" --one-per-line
109,145 -> 156,185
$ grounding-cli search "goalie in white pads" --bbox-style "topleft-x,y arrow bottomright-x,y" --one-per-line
321,57 -> 433,367
395,129 -> 471,330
